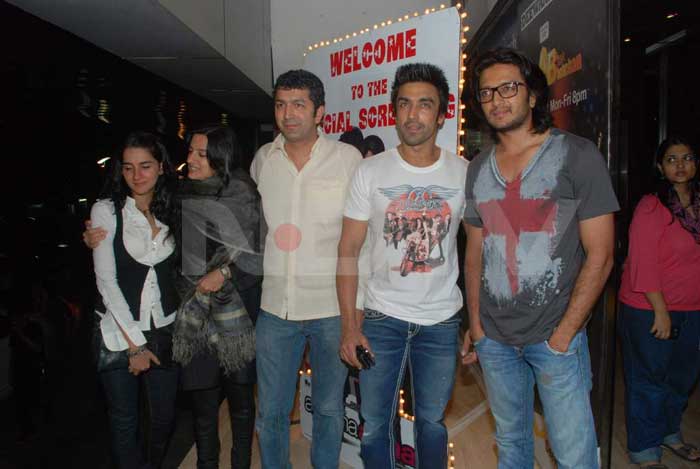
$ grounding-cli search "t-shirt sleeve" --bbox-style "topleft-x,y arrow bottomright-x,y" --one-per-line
626,195 -> 666,292
343,163 -> 371,221
571,140 -> 620,220
462,160 -> 483,227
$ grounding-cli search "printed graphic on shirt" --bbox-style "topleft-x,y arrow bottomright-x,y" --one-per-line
378,184 -> 459,277
475,152 -> 568,306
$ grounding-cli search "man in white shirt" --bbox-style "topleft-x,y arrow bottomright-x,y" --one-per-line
250,69 -> 363,469
337,63 -> 468,468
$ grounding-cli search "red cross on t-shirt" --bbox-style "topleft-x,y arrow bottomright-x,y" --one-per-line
478,176 -> 558,296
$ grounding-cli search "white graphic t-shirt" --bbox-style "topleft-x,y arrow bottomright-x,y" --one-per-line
344,148 -> 468,325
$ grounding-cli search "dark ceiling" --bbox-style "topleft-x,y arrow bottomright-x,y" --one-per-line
621,0 -> 700,50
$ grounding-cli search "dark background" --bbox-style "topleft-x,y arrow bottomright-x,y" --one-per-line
0,2 -> 270,467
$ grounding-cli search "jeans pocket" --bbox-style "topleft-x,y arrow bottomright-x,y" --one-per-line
363,308 -> 387,321
544,333 -> 579,356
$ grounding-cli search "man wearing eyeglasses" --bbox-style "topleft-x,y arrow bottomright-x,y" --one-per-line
460,48 -> 619,469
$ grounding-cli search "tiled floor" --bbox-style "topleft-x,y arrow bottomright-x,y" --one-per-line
179,350 -> 700,469
179,363 -> 498,469
5,341 -> 696,468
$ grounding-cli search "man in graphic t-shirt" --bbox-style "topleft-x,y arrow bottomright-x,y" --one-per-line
337,63 -> 468,469
461,48 -> 619,469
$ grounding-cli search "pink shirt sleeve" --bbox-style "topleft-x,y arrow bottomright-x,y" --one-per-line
626,195 -> 669,293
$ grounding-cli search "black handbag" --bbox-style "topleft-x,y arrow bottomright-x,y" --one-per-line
93,320 -> 175,372
93,321 -> 129,372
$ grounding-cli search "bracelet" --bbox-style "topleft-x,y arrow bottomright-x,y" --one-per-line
126,345 -> 147,358
220,265 -> 232,280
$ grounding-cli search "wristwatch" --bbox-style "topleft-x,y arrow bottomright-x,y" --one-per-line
220,265 -> 232,280
127,345 -> 148,358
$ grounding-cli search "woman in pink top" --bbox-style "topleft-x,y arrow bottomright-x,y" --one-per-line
619,136 -> 700,468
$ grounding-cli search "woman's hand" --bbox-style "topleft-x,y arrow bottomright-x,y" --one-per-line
650,309 -> 672,340
197,269 -> 226,294
83,220 -> 108,249
128,348 -> 160,376
644,291 -> 671,340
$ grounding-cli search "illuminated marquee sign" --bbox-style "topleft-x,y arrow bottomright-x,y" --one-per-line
304,7 -> 463,154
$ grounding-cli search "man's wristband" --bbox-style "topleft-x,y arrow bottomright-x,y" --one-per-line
127,345 -> 148,358
220,265 -> 232,280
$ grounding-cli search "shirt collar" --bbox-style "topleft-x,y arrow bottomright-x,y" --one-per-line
270,129 -> 329,160
124,196 -> 165,228
124,196 -> 137,212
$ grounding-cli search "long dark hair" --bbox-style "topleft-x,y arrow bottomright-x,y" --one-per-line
470,48 -> 553,143
188,125 -> 242,196
655,135 -> 699,220
101,131 -> 178,236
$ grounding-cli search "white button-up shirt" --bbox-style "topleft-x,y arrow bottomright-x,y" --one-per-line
251,132 -> 365,320
91,197 -> 176,351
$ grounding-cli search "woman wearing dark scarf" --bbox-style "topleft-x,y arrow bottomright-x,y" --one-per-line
92,132 -> 180,469
173,125 -> 263,469
619,136 -> 700,468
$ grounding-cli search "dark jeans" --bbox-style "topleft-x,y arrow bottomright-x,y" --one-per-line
100,365 -> 179,469
620,304 -> 700,463
191,380 -> 256,469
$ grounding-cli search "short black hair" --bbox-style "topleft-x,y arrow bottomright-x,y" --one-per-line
339,127 -> 365,154
274,69 -> 325,112
390,63 -> 450,116
364,135 -> 385,156
470,47 -> 553,141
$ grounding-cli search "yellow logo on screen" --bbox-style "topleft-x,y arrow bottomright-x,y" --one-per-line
539,47 -> 583,85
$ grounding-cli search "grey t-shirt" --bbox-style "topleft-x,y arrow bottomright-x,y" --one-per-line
463,128 -> 619,346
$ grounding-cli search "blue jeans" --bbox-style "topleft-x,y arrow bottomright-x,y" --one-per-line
359,309 -> 460,469
255,310 -> 348,469
475,331 -> 598,469
100,365 -> 179,469
619,304 -> 700,464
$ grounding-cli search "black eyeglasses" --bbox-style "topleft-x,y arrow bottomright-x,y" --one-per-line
477,81 -> 526,103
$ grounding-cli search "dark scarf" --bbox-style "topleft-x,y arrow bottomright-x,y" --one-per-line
669,189 -> 700,244
172,172 -> 262,374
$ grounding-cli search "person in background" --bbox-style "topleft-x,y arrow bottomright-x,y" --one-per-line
91,131 -> 180,469
339,126 -> 367,156
618,136 -> 700,468
363,135 -> 385,158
